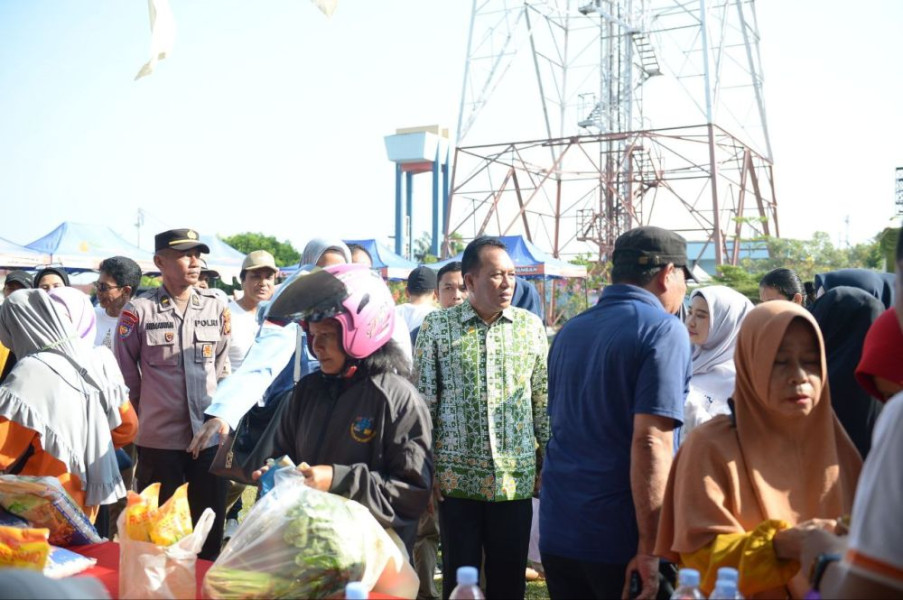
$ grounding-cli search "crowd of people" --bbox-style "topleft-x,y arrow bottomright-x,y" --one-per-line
0,224 -> 901,599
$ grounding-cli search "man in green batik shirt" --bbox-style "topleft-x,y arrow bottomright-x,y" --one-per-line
414,236 -> 549,600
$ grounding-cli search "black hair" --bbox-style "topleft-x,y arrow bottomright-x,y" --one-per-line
348,243 -> 372,263
99,256 -> 142,291
437,261 -> 463,283
34,267 -> 70,287
360,339 -> 411,379
759,268 -> 804,300
611,264 -> 663,287
461,236 -> 507,278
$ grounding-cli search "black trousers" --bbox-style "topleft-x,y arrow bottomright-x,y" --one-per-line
542,552 -> 677,600
135,445 -> 227,561
438,497 -> 532,600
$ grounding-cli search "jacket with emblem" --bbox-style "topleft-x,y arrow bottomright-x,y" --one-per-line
113,285 -> 231,450
271,367 -> 433,556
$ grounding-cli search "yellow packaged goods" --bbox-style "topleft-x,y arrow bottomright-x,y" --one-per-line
0,526 -> 51,571
149,483 -> 193,546
121,483 -> 193,547
123,483 -> 160,543
0,475 -> 102,546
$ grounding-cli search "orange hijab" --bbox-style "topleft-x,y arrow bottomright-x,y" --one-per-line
657,301 -> 861,566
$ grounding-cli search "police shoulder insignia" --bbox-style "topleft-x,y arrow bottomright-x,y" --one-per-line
350,416 -> 376,443
120,310 -> 139,326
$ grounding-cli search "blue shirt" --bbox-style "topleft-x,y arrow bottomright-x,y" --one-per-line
540,284 -> 690,564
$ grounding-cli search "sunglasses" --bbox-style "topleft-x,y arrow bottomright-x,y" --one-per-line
93,282 -> 123,293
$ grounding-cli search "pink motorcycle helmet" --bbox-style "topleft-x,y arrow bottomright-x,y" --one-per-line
302,263 -> 396,359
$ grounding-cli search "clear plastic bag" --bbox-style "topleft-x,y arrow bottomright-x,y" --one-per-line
203,468 -> 411,599
117,506 -> 214,599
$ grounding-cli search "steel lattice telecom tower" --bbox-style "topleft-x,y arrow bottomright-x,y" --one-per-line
445,0 -> 779,266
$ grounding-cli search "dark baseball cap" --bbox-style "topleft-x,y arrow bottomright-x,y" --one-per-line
407,266 -> 438,294
154,228 -> 210,253
4,270 -> 33,289
199,259 -> 220,279
612,226 -> 695,281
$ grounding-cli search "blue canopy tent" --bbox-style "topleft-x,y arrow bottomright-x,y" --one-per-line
278,239 -> 418,281
25,221 -> 156,272
198,234 -> 247,283
428,235 -> 587,279
342,239 -> 418,280
0,236 -> 48,268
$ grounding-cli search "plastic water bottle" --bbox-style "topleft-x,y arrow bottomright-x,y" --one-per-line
344,581 -> 367,599
711,567 -> 744,599
670,568 -> 705,599
449,566 -> 485,599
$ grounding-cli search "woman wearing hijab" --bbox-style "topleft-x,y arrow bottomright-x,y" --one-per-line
682,285 -> 753,443
810,286 -> 884,458
655,301 -> 862,598
814,268 -> 894,309
0,289 -> 137,521
298,237 -> 352,269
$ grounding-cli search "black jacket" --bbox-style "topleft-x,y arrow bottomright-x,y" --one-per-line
272,367 -> 433,556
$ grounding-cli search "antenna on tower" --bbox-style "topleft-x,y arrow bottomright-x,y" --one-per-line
446,0 -> 779,268
135,208 -> 145,249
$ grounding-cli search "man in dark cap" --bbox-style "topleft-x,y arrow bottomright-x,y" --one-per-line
540,226 -> 693,600
2,271 -> 33,298
113,228 -> 231,560
396,266 -> 438,336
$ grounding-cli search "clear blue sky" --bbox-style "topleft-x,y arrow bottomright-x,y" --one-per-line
1,0 -> 901,255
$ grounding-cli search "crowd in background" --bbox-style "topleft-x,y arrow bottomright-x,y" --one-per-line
0,223 -> 901,600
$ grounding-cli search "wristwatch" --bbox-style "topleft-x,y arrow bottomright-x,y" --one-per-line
809,552 -> 841,592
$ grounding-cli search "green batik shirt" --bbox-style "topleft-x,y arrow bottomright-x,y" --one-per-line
414,300 -> 549,502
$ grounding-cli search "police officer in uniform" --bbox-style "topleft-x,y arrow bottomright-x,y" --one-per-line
114,228 -> 231,560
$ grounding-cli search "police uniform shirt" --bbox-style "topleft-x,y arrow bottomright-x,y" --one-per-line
114,286 -> 231,451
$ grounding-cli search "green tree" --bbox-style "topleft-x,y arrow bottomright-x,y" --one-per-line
220,232 -> 300,267
413,231 -> 439,264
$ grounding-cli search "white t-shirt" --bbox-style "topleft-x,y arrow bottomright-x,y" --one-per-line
94,306 -> 119,350
846,393 -> 903,590
227,298 -> 260,372
394,303 -> 436,333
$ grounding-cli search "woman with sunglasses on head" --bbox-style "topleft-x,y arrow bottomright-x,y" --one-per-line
93,256 -> 142,349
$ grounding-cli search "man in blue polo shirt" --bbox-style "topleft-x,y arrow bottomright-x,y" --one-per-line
540,226 -> 692,600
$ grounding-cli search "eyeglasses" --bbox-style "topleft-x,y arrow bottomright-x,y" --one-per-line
93,282 -> 123,293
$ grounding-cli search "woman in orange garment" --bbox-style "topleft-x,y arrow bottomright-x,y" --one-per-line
655,301 -> 862,599
0,288 -> 137,522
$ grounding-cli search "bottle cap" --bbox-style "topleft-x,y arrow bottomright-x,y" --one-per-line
345,581 -> 367,599
457,566 -> 479,586
679,568 -> 700,587
717,566 -> 739,582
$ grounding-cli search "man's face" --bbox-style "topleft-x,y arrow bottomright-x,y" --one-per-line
437,270 -> 466,308
95,271 -> 130,314
242,268 -> 277,306
2,281 -> 26,298
660,264 -> 688,315
155,248 -> 201,289
464,246 -> 515,319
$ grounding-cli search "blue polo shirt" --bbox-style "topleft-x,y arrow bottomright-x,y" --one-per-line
540,284 -> 690,564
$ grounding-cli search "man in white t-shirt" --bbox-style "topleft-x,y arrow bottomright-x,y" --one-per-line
94,256 -> 142,350
227,250 -> 278,372
395,266 -> 437,336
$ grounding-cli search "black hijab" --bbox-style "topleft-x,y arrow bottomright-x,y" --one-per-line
814,268 -> 893,309
809,286 -> 884,458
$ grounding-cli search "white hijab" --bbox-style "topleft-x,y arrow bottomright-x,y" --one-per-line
0,289 -> 126,507
681,286 -> 753,442
689,285 -> 754,377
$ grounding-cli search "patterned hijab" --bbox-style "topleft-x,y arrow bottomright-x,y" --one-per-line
0,289 -> 125,507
